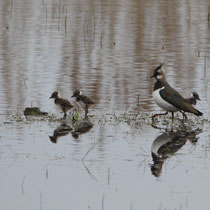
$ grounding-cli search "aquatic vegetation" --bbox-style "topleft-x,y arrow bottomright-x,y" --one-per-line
24,107 -> 48,116
0,108 -> 208,135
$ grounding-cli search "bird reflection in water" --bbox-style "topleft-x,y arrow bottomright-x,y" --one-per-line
151,129 -> 201,177
49,123 -> 72,143
49,119 -> 93,143
71,118 -> 93,139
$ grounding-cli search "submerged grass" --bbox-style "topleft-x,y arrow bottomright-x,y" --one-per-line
0,109 -> 208,134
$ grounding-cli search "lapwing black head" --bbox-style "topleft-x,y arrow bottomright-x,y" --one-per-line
151,63 -> 203,123
50,91 -> 73,119
150,63 -> 166,80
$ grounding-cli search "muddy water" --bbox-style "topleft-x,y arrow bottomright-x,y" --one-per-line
0,0 -> 210,210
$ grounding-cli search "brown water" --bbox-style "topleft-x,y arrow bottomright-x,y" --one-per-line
0,0 -> 210,209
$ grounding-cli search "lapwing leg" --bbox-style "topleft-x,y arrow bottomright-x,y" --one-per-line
180,111 -> 188,121
183,112 -> 188,121
63,112 -> 67,119
171,112 -> 174,123
85,105 -> 88,119
85,109 -> 88,118
152,112 -> 168,120
72,114 -> 75,122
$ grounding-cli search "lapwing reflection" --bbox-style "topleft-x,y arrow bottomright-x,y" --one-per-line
49,123 -> 72,143
49,119 -> 94,142
71,118 -> 93,138
151,129 -> 201,177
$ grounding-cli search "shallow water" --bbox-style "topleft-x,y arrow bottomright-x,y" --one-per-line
0,0 -> 210,210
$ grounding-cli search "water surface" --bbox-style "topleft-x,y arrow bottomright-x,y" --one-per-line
0,0 -> 210,209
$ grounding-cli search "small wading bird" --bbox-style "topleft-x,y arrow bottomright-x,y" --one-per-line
71,90 -> 94,118
185,92 -> 200,105
50,91 -> 73,119
182,92 -> 201,120
150,63 -> 203,122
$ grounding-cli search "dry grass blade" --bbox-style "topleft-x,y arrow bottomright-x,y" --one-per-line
107,167 -> 110,185
82,161 -> 97,181
21,176 -> 26,196
82,142 -> 97,161
40,191 -> 43,210
83,11 -> 88,51
65,8 -> 67,36
208,4 -> 210,26
45,4 -> 48,31
102,193 -> 105,210
10,0 -> 13,19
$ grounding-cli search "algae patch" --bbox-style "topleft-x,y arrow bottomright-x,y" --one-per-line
24,107 -> 48,116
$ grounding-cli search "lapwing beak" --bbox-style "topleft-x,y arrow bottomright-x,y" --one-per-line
71,94 -> 75,98
150,74 -> 155,79
49,96 -> 52,99
198,97 -> 201,101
